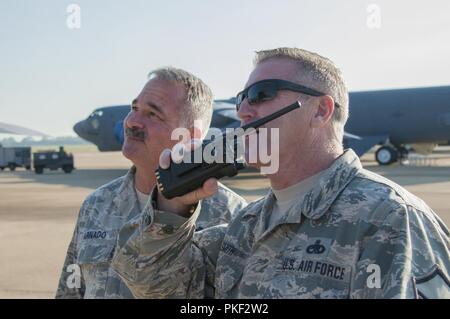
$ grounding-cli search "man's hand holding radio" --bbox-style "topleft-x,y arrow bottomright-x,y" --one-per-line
156,141 -> 218,217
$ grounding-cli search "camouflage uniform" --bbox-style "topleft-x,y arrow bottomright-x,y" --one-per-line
111,149 -> 450,299
55,167 -> 247,299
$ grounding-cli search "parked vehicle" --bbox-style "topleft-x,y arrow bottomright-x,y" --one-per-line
0,144 -> 31,171
33,146 -> 74,174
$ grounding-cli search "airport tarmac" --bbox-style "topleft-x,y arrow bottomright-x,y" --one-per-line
0,148 -> 449,298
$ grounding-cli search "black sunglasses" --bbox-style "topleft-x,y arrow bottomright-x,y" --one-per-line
235,79 -> 340,111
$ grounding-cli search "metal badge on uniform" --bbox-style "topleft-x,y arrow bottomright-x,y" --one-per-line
304,237 -> 333,259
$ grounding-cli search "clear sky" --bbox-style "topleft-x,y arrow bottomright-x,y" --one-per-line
1,0 -> 449,136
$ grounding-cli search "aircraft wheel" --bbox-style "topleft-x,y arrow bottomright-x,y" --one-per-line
35,166 -> 44,174
375,146 -> 398,165
8,163 -> 16,171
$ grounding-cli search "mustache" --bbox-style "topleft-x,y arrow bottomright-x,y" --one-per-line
125,127 -> 145,140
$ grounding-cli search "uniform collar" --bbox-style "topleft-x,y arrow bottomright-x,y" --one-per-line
250,149 -> 362,241
112,166 -> 138,217
296,149 -> 362,220
116,166 -> 136,196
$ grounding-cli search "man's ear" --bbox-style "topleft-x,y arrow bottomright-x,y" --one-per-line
310,95 -> 335,128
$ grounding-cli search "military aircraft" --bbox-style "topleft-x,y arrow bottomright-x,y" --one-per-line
74,86 -> 450,165
344,86 -> 450,164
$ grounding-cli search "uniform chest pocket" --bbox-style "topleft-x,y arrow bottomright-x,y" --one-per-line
76,241 -> 116,298
77,242 -> 115,264
75,227 -> 120,298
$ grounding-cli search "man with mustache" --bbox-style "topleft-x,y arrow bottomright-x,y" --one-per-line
111,48 -> 449,299
55,67 -> 247,298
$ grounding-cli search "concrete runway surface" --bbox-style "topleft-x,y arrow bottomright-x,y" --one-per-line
0,148 -> 449,298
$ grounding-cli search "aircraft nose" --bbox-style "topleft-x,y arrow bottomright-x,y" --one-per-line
73,120 -> 97,144
73,121 -> 85,137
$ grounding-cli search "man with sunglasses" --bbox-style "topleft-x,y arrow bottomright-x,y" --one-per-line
112,48 -> 450,299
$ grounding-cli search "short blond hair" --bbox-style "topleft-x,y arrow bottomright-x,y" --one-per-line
148,67 -> 213,137
254,47 -> 349,144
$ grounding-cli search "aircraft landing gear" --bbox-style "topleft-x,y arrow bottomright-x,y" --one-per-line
375,145 -> 399,165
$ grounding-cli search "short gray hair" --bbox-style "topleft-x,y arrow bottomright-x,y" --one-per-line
148,66 -> 213,138
254,47 -> 349,144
